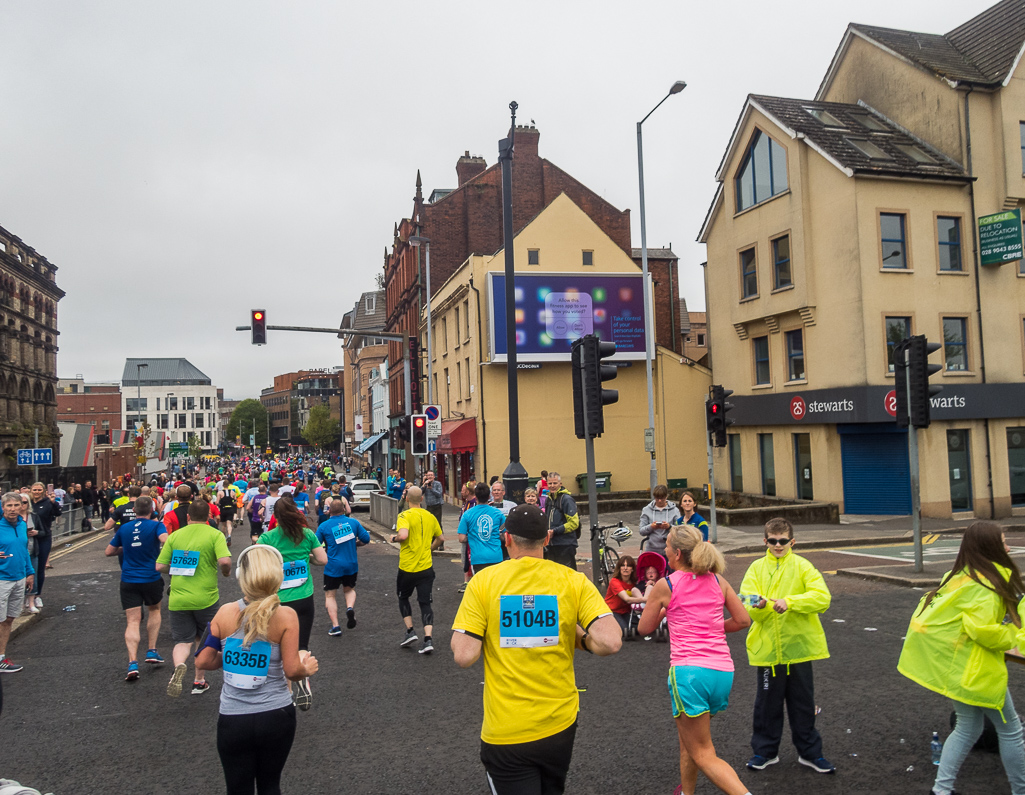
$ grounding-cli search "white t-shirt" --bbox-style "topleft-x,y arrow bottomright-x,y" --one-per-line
263,495 -> 280,528
492,499 -> 517,517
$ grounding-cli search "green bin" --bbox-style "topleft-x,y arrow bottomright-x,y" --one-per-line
667,478 -> 688,489
576,472 -> 612,494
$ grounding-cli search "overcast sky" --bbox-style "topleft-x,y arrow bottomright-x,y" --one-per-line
0,0 -> 991,399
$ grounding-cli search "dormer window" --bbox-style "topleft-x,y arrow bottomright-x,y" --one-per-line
735,131 -> 789,212
365,295 -> 376,314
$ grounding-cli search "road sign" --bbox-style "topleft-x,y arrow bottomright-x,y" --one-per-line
250,434 -> 256,446
136,454 -> 147,465
428,439 -> 437,452
979,208 -> 1023,265
17,448 -> 52,466
424,405 -> 441,438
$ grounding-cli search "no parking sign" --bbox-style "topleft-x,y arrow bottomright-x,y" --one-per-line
424,404 -> 441,438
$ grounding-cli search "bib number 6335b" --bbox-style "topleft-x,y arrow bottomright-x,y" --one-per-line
499,594 -> 558,648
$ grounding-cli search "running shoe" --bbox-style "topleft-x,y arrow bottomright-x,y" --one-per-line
328,626 -> 342,636
33,597 -> 42,609
456,584 -> 466,593
191,681 -> 210,695
400,628 -> 418,647
294,677 -> 312,711
0,657 -> 23,673
166,663 -> 187,697
419,637 -> 434,655
798,757 -> 835,774
23,602 -> 39,615
747,755 -> 779,770
144,649 -> 164,665
346,608 -> 356,629
226,535 -> 232,548
125,662 -> 140,682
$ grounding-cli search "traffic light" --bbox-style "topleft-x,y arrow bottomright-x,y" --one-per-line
251,310 -> 267,345
706,384 -> 734,447
411,414 -> 428,455
572,334 -> 618,439
907,335 -> 942,428
397,416 -> 411,444
893,339 -> 910,429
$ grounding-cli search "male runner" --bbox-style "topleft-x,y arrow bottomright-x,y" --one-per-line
390,486 -> 443,654
451,504 -> 621,793
458,483 -> 505,575
155,500 -> 231,696
216,477 -> 238,547
315,501 -> 370,636
104,495 -> 167,681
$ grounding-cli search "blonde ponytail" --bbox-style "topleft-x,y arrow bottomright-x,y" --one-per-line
667,524 -> 726,575
241,593 -> 281,647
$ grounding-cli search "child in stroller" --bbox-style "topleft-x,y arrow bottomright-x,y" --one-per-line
630,551 -> 669,641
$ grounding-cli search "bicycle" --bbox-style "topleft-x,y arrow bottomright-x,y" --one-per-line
591,521 -> 632,593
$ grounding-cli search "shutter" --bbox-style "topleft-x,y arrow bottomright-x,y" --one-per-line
840,431 -> 911,514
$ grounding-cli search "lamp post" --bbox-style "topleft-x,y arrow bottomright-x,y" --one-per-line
135,363 -> 148,482
408,235 -> 433,406
637,80 -> 686,495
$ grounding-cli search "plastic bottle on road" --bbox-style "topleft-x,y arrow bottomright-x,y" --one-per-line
931,731 -> 943,765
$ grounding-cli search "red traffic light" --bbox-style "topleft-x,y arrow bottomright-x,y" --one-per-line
253,311 -> 263,321
710,404 -> 719,414
414,417 -> 425,428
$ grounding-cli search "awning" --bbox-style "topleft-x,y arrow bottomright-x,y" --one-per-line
436,418 -> 478,455
355,430 -> 387,454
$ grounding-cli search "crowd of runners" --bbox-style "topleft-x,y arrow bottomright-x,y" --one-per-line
1,451 -> 1024,795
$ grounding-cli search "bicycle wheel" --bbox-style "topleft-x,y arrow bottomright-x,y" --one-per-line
601,545 -> 620,588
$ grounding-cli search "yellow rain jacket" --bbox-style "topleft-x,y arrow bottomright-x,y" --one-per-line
739,547 -> 831,667
897,566 -> 1019,715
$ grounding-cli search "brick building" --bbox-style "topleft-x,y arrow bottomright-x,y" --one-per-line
56,379 -> 121,444
260,369 -> 344,452
384,127 -> 680,472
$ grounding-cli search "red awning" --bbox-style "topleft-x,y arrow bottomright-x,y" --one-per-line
436,418 -> 478,455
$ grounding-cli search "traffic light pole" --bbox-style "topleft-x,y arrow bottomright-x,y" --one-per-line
582,389 -> 601,588
905,348 -> 924,573
705,430 -> 718,544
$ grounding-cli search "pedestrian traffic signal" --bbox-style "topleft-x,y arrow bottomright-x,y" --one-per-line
907,335 -> 943,428
251,310 -> 267,345
571,335 -> 618,439
411,414 -> 428,456
706,384 -> 734,447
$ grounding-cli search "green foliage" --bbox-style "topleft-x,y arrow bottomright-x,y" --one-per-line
302,404 -> 341,450
227,399 -> 270,449
187,434 -> 203,459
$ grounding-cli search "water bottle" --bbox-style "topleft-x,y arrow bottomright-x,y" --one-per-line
739,594 -> 762,607
931,731 -> 943,765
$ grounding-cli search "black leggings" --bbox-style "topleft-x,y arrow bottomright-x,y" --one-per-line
397,567 -> 435,627
217,705 -> 296,795
35,536 -> 52,595
285,595 -> 314,650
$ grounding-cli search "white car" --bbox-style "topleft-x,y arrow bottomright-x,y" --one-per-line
349,479 -> 381,510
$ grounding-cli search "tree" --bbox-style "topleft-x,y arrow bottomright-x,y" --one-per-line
187,433 -> 203,459
227,399 -> 270,450
302,404 -> 341,450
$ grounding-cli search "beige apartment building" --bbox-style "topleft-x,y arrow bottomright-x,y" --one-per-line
699,0 -> 1025,518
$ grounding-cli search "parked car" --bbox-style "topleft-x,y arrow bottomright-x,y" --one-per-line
349,479 -> 381,510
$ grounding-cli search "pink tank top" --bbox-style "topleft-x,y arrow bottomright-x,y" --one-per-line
666,569 -> 734,672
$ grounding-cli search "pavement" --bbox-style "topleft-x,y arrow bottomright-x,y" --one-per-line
355,502 -> 1025,590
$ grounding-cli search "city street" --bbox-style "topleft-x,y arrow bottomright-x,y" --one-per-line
2,528 -> 1021,794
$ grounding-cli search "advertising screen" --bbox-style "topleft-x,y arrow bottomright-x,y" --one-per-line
487,272 -> 647,362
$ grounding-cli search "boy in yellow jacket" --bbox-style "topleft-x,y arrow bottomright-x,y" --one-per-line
739,517 -> 834,774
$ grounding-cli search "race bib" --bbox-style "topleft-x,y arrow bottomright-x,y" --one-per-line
169,550 -> 199,576
331,524 -> 355,545
282,559 -> 309,589
222,637 -> 271,689
499,594 -> 559,648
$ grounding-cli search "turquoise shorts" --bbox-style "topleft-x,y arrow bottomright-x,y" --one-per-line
667,665 -> 733,718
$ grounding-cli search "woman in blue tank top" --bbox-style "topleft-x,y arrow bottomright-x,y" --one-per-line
197,544 -> 319,795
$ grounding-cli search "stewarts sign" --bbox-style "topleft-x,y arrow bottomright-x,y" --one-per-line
730,383 -> 1025,426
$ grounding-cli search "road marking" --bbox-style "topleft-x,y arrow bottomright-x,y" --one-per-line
50,532 -> 108,562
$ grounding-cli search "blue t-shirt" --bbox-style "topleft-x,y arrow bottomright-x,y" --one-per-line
315,516 -> 370,577
293,492 -> 309,513
686,512 -> 710,542
233,479 -> 248,492
457,504 -> 506,566
111,518 -> 165,584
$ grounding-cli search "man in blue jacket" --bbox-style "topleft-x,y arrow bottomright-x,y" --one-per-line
315,500 -> 370,636
0,491 -> 35,673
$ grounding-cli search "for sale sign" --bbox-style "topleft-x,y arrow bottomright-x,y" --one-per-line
979,209 -> 1022,265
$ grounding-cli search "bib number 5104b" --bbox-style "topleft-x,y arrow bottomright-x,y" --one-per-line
499,594 -> 559,648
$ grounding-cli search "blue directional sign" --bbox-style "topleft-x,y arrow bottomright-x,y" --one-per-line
17,448 -> 52,466
428,439 -> 437,452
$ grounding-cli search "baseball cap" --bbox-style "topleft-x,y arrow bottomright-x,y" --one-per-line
504,504 -> 548,540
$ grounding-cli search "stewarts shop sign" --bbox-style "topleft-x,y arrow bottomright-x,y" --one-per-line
732,383 -> 1025,426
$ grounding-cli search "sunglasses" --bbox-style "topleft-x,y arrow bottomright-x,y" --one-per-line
766,537 -> 791,546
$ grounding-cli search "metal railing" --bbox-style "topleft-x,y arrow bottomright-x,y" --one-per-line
369,491 -> 399,531
51,507 -> 91,540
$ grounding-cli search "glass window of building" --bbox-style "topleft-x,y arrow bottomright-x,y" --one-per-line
1008,428 -> 1025,507
753,336 -> 770,385
772,235 -> 791,289
885,316 -> 911,372
943,317 -> 969,371
728,434 -> 743,492
880,213 -> 908,269
937,217 -> 963,272
740,248 -> 757,298
947,430 -> 972,511
735,131 -> 788,211
785,329 -> 805,381
794,433 -> 813,500
527,249 -> 540,265
759,434 -> 776,496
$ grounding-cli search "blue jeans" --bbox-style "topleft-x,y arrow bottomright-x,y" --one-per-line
934,690 -> 1025,795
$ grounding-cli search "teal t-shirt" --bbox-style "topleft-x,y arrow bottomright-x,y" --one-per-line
258,526 -> 319,602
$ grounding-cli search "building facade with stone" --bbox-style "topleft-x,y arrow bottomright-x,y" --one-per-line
122,358 -> 220,452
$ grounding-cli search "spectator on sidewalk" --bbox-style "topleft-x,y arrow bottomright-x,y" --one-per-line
28,482 -> 60,606
421,471 -> 444,529
0,491 -> 35,673
639,485 -> 681,556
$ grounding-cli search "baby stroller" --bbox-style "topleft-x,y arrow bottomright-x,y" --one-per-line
627,551 -> 668,642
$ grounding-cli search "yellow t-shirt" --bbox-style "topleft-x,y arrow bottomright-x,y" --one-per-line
396,508 -> 442,573
452,555 -> 610,745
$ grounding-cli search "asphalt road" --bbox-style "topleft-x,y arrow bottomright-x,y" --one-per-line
1,532 -> 1021,794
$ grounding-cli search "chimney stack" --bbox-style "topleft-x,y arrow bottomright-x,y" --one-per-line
511,124 -> 540,159
456,151 -> 487,186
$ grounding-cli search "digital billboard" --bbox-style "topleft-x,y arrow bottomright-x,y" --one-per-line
487,272 -> 647,362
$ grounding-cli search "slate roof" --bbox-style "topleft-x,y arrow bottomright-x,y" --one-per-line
851,0 -> 1025,86
630,248 -> 677,260
350,291 -> 386,332
678,298 -> 690,335
749,95 -> 969,181
122,358 -> 211,386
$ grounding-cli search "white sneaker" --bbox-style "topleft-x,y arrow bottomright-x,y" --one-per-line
24,603 -> 39,614
33,597 -> 42,609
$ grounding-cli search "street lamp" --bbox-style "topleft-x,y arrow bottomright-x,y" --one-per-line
637,79 -> 686,494
407,235 -> 433,406
135,363 -> 148,481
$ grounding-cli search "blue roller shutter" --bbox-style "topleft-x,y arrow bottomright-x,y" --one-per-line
839,425 -> 911,515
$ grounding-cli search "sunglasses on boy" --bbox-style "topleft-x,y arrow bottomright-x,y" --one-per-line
766,537 -> 792,546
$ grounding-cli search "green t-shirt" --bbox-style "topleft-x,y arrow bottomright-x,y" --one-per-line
258,526 -> 320,602
155,522 -> 231,611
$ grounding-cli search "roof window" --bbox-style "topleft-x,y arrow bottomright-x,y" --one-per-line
895,143 -> 936,163
847,138 -> 891,160
805,108 -> 845,127
851,113 -> 888,132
